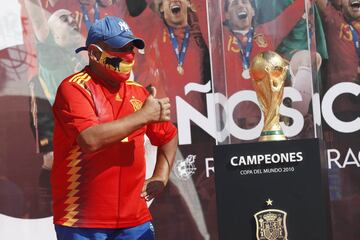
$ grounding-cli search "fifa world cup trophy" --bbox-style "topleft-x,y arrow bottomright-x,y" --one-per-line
250,51 -> 289,141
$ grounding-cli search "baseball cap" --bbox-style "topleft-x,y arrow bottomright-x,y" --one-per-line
75,16 -> 145,53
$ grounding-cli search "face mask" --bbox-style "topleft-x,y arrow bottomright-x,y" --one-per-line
88,44 -> 135,83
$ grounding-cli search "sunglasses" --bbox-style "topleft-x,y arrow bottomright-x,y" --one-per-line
113,44 -> 135,53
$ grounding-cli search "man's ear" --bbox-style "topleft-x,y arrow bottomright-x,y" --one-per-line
159,2 -> 164,13
225,11 -> 230,21
88,44 -> 102,62
249,5 -> 255,19
188,1 -> 196,12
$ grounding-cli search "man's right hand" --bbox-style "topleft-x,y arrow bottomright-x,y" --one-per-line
141,96 -> 171,123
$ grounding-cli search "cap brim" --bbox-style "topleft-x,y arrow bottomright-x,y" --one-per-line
75,34 -> 145,54
104,34 -> 145,49
75,46 -> 87,53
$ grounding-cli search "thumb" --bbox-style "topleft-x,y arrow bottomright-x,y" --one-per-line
141,179 -> 150,197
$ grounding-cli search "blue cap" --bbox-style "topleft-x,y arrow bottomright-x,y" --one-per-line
75,16 -> 145,53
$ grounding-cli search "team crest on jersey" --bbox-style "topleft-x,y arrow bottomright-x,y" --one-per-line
254,209 -> 288,240
130,97 -> 143,111
254,33 -> 268,48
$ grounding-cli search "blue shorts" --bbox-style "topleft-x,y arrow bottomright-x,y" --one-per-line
55,221 -> 155,240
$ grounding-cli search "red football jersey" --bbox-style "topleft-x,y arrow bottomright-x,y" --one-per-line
132,8 -> 209,122
222,0 -> 305,119
322,4 -> 360,112
51,66 -> 177,228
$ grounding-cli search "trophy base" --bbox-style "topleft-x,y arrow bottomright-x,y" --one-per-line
259,130 -> 286,141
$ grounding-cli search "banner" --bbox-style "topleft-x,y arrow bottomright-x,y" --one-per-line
0,1 -> 358,239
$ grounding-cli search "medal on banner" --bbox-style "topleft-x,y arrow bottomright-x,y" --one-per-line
242,68 -> 250,79
233,28 -> 254,80
177,64 -> 184,75
167,26 -> 190,76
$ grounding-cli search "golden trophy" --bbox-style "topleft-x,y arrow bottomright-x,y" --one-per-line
250,51 -> 288,141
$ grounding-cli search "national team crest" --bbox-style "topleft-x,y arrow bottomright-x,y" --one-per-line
254,33 -> 268,48
174,154 -> 197,180
130,97 -> 143,111
254,208 -> 288,240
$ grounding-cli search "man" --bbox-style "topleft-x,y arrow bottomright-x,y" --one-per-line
129,0 -> 211,122
25,0 -> 86,217
51,16 -> 177,240
315,1 -> 360,239
316,0 -> 360,111
222,0 -> 311,138
125,2 -> 214,239
25,0 -> 85,105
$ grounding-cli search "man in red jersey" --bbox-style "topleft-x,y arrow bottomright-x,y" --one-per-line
316,0 -> 360,112
125,2 -> 215,239
51,16 -> 177,240
129,0 -> 211,122
222,0 -> 309,140
315,1 -> 360,240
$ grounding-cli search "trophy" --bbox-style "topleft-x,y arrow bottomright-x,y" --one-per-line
250,51 -> 288,141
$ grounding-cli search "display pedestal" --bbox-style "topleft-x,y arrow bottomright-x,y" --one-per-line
214,139 -> 331,240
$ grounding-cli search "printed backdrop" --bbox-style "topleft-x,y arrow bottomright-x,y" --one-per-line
0,0 -> 359,239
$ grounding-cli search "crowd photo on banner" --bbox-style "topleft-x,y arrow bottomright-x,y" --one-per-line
0,0 -> 359,239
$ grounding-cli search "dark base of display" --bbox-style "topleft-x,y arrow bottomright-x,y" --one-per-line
214,139 -> 331,240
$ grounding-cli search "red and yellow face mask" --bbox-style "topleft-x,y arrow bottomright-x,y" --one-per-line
88,44 -> 135,83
